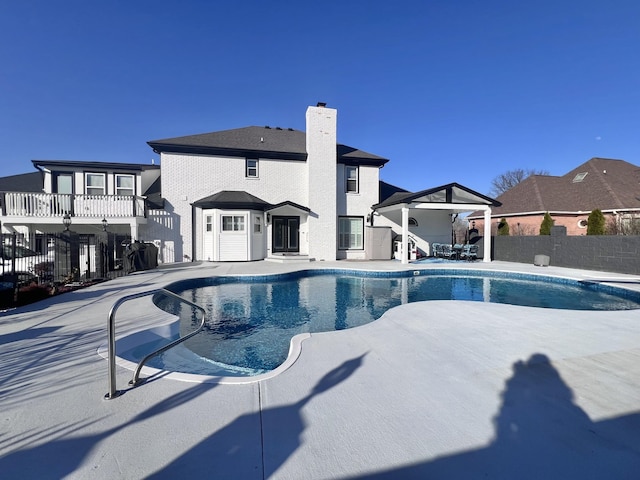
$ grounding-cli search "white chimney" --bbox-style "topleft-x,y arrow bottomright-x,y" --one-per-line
306,103 -> 337,261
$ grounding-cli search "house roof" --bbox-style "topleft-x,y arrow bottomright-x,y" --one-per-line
32,159 -> 160,172
147,126 -> 389,167
373,182 -> 500,210
191,190 -> 273,211
266,201 -> 311,213
0,172 -> 43,192
143,176 -> 164,209
468,158 -> 640,218
379,180 -> 409,203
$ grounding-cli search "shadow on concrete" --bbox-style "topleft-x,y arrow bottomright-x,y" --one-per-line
148,353 -> 367,479
350,353 -> 640,479
0,325 -> 61,345
0,382 -> 217,479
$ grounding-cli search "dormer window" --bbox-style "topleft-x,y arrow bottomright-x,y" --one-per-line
246,159 -> 258,178
573,172 -> 588,183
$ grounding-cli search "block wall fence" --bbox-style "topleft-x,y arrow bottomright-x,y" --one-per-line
476,234 -> 640,275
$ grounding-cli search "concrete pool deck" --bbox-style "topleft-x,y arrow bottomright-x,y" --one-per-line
1,260 -> 640,479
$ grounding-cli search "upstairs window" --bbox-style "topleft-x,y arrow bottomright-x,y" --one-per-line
85,173 -> 105,195
115,174 -> 135,196
54,173 -> 73,194
246,159 -> 258,178
346,166 -> 359,193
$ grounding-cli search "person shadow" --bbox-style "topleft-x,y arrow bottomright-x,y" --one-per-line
148,353 -> 367,479
353,353 -> 640,479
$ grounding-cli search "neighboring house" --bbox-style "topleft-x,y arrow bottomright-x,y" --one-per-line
468,158 -> 640,235
0,160 -> 161,275
1,103 -> 500,270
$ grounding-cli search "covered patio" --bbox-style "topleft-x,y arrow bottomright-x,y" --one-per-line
372,183 -> 501,264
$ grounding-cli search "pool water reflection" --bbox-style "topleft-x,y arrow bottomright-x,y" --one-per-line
150,271 -> 640,376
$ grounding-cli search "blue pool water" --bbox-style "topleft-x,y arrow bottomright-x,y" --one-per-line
147,269 -> 640,377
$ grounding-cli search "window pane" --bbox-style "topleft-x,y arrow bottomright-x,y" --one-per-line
116,175 -> 134,196
86,173 -> 105,195
56,174 -> 73,194
222,216 -> 233,231
346,166 -> 358,193
246,159 -> 258,177
338,217 -> 363,249
234,216 -> 245,231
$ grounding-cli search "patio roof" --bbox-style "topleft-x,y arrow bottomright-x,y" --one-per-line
373,182 -> 501,214
372,183 -> 501,264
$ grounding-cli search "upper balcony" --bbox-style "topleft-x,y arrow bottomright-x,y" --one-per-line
1,192 -> 147,220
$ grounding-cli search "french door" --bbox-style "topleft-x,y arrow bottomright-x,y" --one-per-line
272,216 -> 300,253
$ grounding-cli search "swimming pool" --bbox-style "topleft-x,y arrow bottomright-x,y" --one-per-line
136,269 -> 640,378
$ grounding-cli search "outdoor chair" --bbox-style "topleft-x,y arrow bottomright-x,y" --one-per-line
460,244 -> 478,261
440,244 -> 455,259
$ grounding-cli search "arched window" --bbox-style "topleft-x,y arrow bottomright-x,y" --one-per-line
408,217 -> 418,227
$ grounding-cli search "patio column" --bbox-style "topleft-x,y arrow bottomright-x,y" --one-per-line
483,208 -> 492,262
401,206 -> 409,265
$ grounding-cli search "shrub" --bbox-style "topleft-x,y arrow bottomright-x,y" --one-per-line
497,218 -> 510,236
16,284 -> 52,306
540,212 -> 553,235
587,209 -> 606,235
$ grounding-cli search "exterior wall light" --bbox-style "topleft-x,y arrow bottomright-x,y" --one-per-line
63,213 -> 72,231
102,218 -> 108,231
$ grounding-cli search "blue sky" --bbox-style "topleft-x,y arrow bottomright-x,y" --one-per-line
1,0 -> 639,196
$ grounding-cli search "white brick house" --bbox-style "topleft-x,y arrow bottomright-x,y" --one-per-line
147,103 -> 389,262
1,103 -> 499,269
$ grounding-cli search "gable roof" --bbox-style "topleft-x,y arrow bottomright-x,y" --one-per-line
379,180 -> 410,203
0,172 -> 43,192
374,182 -> 500,210
469,158 -> 640,218
147,126 -> 389,167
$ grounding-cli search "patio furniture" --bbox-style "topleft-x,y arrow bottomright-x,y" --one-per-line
460,244 -> 479,261
441,244 -> 455,259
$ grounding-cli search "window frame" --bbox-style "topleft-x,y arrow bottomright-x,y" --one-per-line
246,158 -> 259,178
338,216 -> 364,250
85,172 -> 106,195
221,215 -> 246,232
253,215 -> 262,234
345,165 -> 359,193
115,173 -> 135,196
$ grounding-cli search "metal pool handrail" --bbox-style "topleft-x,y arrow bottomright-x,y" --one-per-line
105,288 -> 207,400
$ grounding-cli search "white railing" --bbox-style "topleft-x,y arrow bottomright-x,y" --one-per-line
2,192 -> 146,218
